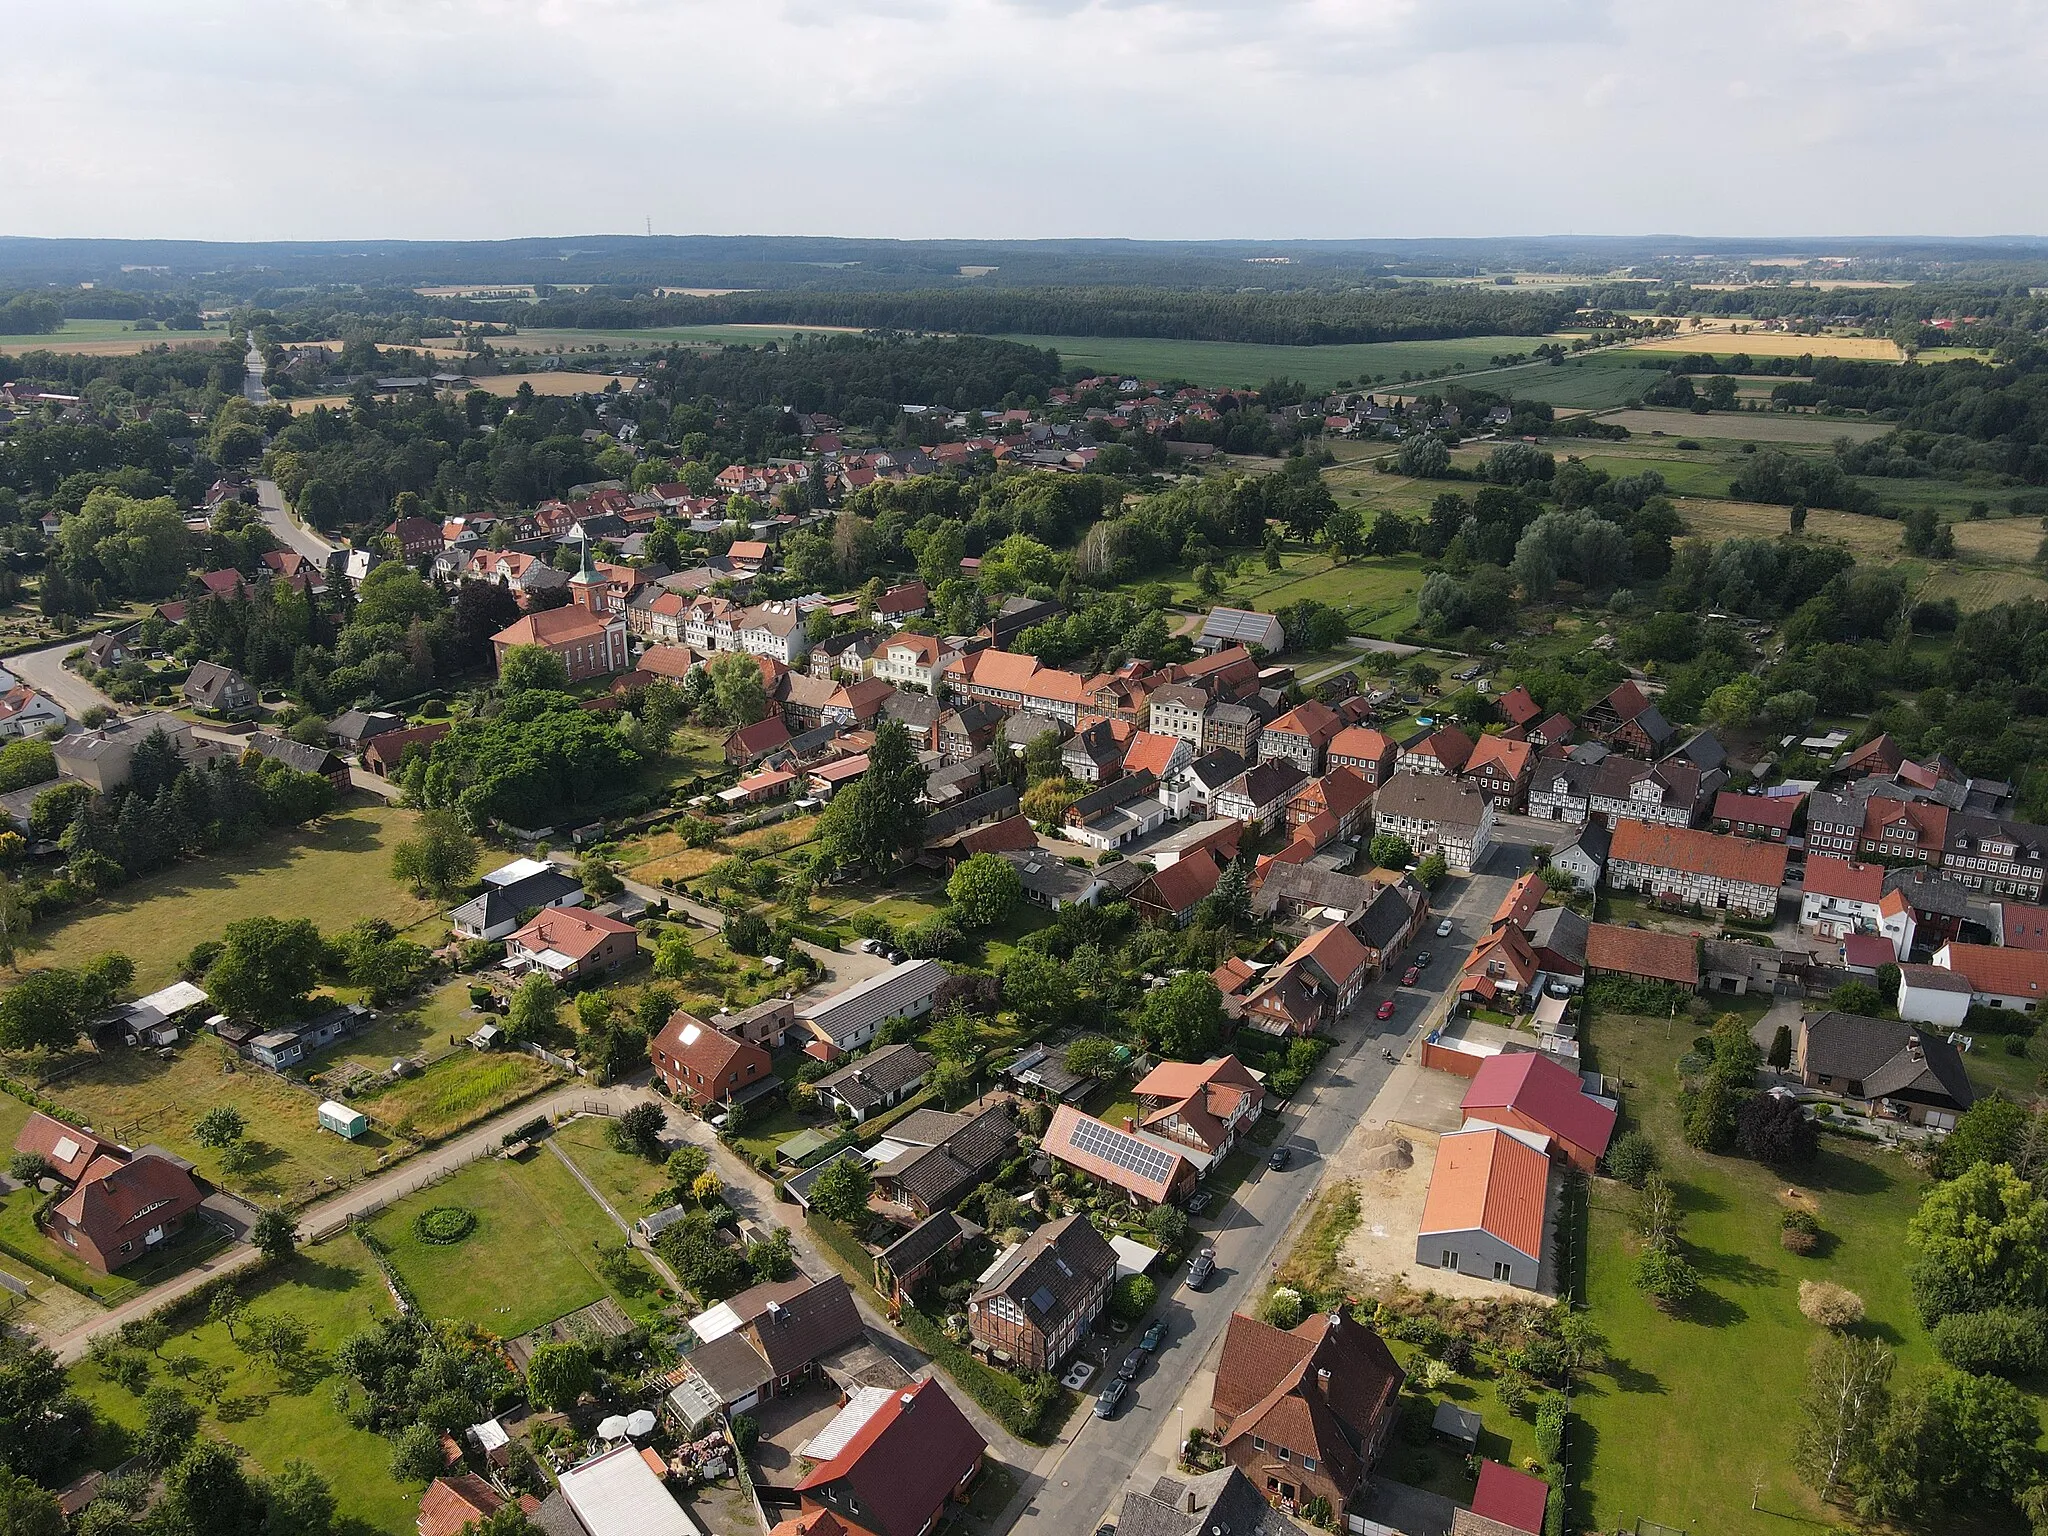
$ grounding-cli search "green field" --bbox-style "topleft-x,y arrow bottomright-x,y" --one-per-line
1575,1014 -> 1966,1536
497,324 -> 857,354
74,1240 -> 416,1535
995,334 -> 1577,391
552,1116 -> 676,1218
0,320 -> 233,355
364,1147 -> 649,1335
1598,408 -> 1895,445
1154,546 -> 1430,638
1497,360 -> 1666,409
13,802 -> 437,989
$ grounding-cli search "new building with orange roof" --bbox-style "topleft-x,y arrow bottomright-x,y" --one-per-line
1415,1125 -> 1551,1290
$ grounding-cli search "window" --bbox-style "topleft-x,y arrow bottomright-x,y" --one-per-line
1276,1447 -> 1291,1462
1302,1457 -> 1317,1472
1252,1436 -> 1267,1452
1494,1261 -> 1513,1282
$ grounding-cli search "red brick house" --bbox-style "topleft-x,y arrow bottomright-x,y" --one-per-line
1287,767 -> 1374,841
47,1151 -> 206,1274
1211,1310 -> 1404,1517
787,1377 -> 985,1536
504,909 -> 639,985
966,1214 -> 1117,1371
1129,852 -> 1228,928
1581,680 -> 1676,756
1132,1055 -> 1265,1156
491,605 -> 629,683
1463,735 -> 1533,811
652,1012 -> 774,1107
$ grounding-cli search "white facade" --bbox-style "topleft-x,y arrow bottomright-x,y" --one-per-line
873,638 -> 950,694
1549,842 -> 1604,893
1372,800 -> 1497,874
1606,857 -> 1778,920
1897,972 -> 1972,1029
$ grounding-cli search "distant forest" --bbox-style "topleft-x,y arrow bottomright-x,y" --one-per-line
515,284 -> 1583,346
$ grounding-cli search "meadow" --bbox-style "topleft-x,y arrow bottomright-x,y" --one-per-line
0,320 -> 232,356
995,334 -> 1582,391
1572,1013 -> 1965,1535
1599,408 -> 1894,445
12,801 -> 436,989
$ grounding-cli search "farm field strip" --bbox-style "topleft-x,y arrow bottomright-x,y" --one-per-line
1597,408 -> 1895,444
1624,330 -> 1903,361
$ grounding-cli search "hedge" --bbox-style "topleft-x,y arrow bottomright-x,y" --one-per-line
893,1301 -> 1064,1444
804,1213 -> 876,1284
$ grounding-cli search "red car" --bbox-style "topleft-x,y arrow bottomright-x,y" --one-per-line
1401,967 -> 1422,986
1376,999 -> 1397,1020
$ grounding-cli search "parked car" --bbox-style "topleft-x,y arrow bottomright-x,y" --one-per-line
1184,1188 -> 1213,1215
1095,1377 -> 1129,1418
1414,950 -> 1433,968
1140,1320 -> 1167,1352
1401,966 -> 1421,986
1376,999 -> 1397,1020
1188,1249 -> 1216,1289
1269,1146 -> 1291,1170
1119,1350 -> 1144,1381
1437,917 -> 1455,937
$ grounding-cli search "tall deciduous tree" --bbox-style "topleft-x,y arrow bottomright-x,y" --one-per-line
206,917 -> 324,1022
818,721 -> 925,877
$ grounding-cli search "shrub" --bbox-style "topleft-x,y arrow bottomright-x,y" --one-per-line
1496,1371 -> 1535,1416
1604,1131 -> 1657,1188
1632,1248 -> 1699,1309
1533,1395 -> 1567,1463
1780,1209 -> 1821,1255
1110,1274 -> 1158,1325
1736,1093 -> 1818,1166
1260,1287 -> 1306,1330
1797,1280 -> 1865,1329
1931,1307 -> 2048,1378
728,1414 -> 759,1456
412,1207 -> 477,1245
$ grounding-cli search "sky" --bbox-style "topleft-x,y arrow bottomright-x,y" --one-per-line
5,0 -> 2044,241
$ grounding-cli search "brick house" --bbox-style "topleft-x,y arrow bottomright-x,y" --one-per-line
1713,790 -> 1803,842
1258,702 -> 1343,776
491,606 -> 629,682
789,1377 -> 985,1536
651,1012 -> 774,1107
1462,735 -> 1533,810
1286,767 -> 1373,841
1605,821 -> 1787,921
1211,1310 -> 1404,1518
1129,851 -> 1228,928
967,1214 -> 1118,1372
1581,680 -> 1677,756
1132,1055 -> 1265,1157
503,908 -> 639,984
46,1150 -> 206,1274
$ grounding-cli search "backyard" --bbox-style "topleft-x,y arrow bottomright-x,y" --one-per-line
72,1239 -> 418,1536
363,1143 -> 664,1336
1574,1010 -> 1953,1535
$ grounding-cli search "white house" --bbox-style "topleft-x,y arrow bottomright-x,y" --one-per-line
1931,941 -> 2048,1013
1800,857 -> 1915,957
0,687 -> 67,740
1372,770 -> 1497,874
1896,963 -> 1973,1029
872,633 -> 954,694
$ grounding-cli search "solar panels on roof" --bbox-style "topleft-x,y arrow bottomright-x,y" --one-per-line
1199,607 -> 1282,645
1031,1286 -> 1057,1315
1067,1115 -> 1180,1186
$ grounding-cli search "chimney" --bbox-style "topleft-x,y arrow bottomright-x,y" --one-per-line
1318,1368 -> 1332,1390
1186,1489 -> 1199,1515
1125,1117 -> 1137,1133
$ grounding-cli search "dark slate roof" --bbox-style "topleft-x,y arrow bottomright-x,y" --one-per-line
1801,1011 -> 1975,1108
1119,1468 -> 1315,1536
1069,770 -> 1157,823
881,689 -> 944,734
997,711 -> 1067,749
448,868 -> 583,931
248,732 -> 339,776
921,785 -> 1021,845
814,1044 -> 934,1115
1354,882 -> 1422,951
1881,866 -> 1987,921
883,1104 -> 1016,1212
686,1332 -> 773,1403
972,1213 -> 1117,1331
879,1209 -> 980,1276
738,1273 -> 866,1377
1184,748 -> 1249,792
1252,862 -> 1380,918
1525,905 -> 1589,965
1666,730 -> 1728,774
1560,818 -> 1611,863
1229,760 -> 1308,807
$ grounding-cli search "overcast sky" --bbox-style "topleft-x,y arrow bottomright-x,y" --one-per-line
5,0 -> 2042,241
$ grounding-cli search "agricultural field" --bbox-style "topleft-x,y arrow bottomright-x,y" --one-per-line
1597,408 -> 1895,445
73,1238 -> 417,1536
0,320 -> 232,356
994,334 -> 1586,392
1574,1013 -> 1952,1535
1495,360 -> 1668,410
1626,330 -> 1904,362
11,801 -> 437,989
280,368 -> 637,413
363,1146 -> 654,1335
491,324 -> 859,354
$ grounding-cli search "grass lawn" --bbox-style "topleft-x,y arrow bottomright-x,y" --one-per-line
1574,1011 -> 1950,1535
623,814 -> 821,887
352,1050 -> 559,1143
12,1036 -> 400,1203
365,1148 -> 644,1336
73,1239 -> 417,1536
12,803 -> 435,989
308,982 -> 479,1083
732,1102 -> 826,1170
552,1117 -> 675,1218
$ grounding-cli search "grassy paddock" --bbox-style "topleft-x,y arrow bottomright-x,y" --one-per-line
1598,408 -> 1895,445
0,321 -> 233,356
13,803 -> 435,989
1574,1013 -> 1946,1535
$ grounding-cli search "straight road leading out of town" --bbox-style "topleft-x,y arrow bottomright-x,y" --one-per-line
1002,845 -> 1519,1535
254,477 -> 337,564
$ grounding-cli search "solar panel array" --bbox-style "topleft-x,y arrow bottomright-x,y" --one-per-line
1066,1115 -> 1179,1187
1202,608 -> 1279,644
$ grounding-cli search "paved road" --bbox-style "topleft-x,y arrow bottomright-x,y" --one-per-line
254,477 -> 337,563
1003,844 -> 1523,1535
8,637 -> 112,720
242,333 -> 270,407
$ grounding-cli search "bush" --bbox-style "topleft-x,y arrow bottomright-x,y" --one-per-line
1632,1248 -> 1699,1309
412,1207 -> 477,1245
1533,1395 -> 1567,1463
1780,1209 -> 1821,1255
1110,1274 -> 1158,1325
1604,1131 -> 1657,1189
1260,1287 -> 1306,1330
1736,1093 -> 1818,1167
1931,1307 -> 2048,1378
728,1414 -> 759,1456
1797,1280 -> 1865,1329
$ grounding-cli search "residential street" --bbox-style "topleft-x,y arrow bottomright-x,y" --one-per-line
998,842 -> 1522,1535
254,476 -> 337,564
8,637 -> 113,720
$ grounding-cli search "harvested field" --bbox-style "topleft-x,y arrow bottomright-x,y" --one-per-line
1915,566 -> 2048,610
1599,408 -> 1893,444
1628,330 -> 1902,361
1675,498 -> 1908,560
1950,516 -> 2044,563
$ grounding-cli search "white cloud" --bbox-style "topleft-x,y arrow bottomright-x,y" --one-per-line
0,0 -> 2040,240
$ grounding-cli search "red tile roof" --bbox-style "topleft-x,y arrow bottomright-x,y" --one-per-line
419,1476 -> 505,1536
796,1378 -> 984,1536
1609,820 -> 1787,889
1418,1127 -> 1549,1262
1496,686 -> 1541,727
1466,734 -> 1531,780
1283,920 -> 1371,989
493,606 -> 614,649
2001,902 -> 2048,951
1802,855 -> 1885,904
1136,853 -> 1225,917
1266,700 -> 1343,745
507,908 -> 637,962
1938,942 -> 2048,1002
1714,790 -> 1801,831
1491,871 -> 1544,931
1462,1052 -> 1616,1158
1044,1105 -> 1192,1204
1329,726 -> 1394,765
52,1152 -> 205,1259
1583,923 -> 1700,985
1122,731 -> 1185,779
13,1112 -> 104,1184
